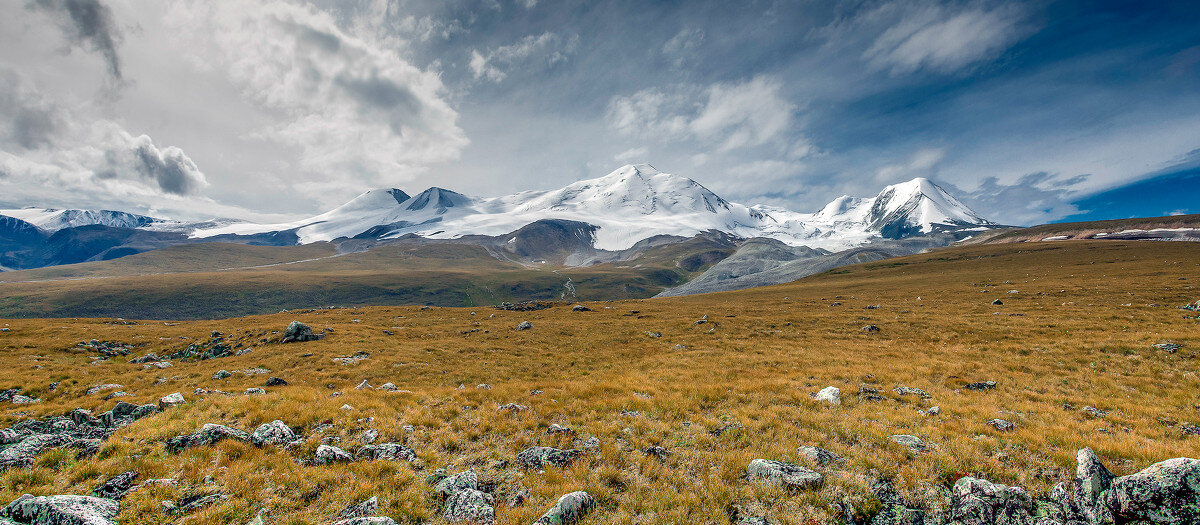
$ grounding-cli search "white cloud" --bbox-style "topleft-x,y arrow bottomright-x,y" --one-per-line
469,31 -> 577,83
613,146 -> 648,163
662,27 -> 704,68
607,76 -> 798,152
165,0 -> 467,187
0,66 -> 208,201
863,2 -> 1029,75
874,147 -> 946,183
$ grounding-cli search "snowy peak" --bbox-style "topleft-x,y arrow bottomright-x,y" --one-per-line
867,177 -> 988,235
405,187 -> 472,213
327,188 -> 411,215
0,208 -> 160,232
517,164 -> 730,216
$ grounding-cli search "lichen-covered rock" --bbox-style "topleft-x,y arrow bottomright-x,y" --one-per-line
281,321 -> 321,343
332,518 -> 397,525
746,459 -> 823,490
0,434 -> 88,471
433,470 -> 478,499
164,424 -> 251,453
889,435 -> 926,453
796,445 -> 840,466
443,489 -> 494,524
964,381 -> 997,391
946,477 -> 1035,525
1106,457 -> 1200,524
1,494 -> 119,525
157,393 -> 185,409
355,443 -> 416,462
532,491 -> 594,525
91,471 -> 138,500
893,387 -> 931,399
313,445 -> 352,465
337,497 -> 377,520
516,447 -> 582,470
250,420 -> 294,447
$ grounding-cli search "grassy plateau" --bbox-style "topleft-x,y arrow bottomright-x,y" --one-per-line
0,240 -> 1197,524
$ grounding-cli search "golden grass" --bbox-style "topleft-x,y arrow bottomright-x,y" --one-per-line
0,240 -> 1197,524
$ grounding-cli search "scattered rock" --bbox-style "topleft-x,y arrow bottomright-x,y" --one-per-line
516,446 -> 582,470
158,393 -> 185,409
0,494 -> 119,525
86,384 -> 123,396
547,424 -> 575,436
213,370 -> 232,380
359,429 -> 378,444
355,443 -> 417,462
497,403 -> 527,412
992,299 -> 1003,305
250,420 -> 295,447
433,469 -> 479,499
923,406 -> 941,416
988,419 -> 1015,431
532,491 -> 594,525
746,459 -> 823,490
861,325 -> 880,332
244,388 -> 266,395
646,331 -> 662,338
165,424 -> 251,453
946,477 -> 1035,525
443,489 -> 494,524
355,380 -> 373,390
643,445 -> 670,460
332,518 -> 397,525
796,445 -> 840,466
91,470 -> 138,500
265,377 -> 288,387
282,321 -> 322,343
378,383 -> 398,391
812,386 -> 841,405
889,434 -> 926,453
893,386 -> 931,399
515,321 -> 533,331
1153,342 -> 1183,353
337,497 -> 377,520
313,444 -> 352,465
1082,406 -> 1107,418
571,304 -> 591,312
964,381 -> 997,391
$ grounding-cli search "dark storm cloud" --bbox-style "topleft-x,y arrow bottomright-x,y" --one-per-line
0,70 -> 62,149
335,73 -> 424,135
28,0 -> 123,83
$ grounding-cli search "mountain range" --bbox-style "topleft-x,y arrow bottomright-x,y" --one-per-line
0,164 -> 993,272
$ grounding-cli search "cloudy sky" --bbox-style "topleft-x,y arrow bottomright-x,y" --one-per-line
1,0 -> 1198,225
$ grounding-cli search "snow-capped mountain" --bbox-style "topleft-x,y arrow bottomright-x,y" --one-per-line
0,208 -> 162,232
189,163 -> 992,251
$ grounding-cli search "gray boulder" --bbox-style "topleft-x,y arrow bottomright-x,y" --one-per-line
1,494 -> 119,525
282,321 -> 321,343
532,491 -> 594,525
889,435 -> 926,453
314,445 -> 352,465
796,445 -> 840,466
516,446 -> 582,470
91,471 -> 138,500
1106,457 -> 1200,524
433,470 -> 479,499
746,459 -> 823,490
332,519 -> 397,525
355,443 -> 417,462
443,489 -> 494,524
893,387 -> 931,399
946,477 -> 1035,525
250,420 -> 295,447
812,386 -> 841,405
337,497 -> 377,519
165,424 -> 251,453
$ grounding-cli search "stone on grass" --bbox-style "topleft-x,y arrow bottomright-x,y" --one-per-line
964,381 -> 997,391
893,387 -> 931,399
165,424 -> 251,453
314,445 -> 352,465
517,447 -> 583,470
332,519 -> 397,525
355,443 -> 417,462
812,386 -> 840,406
532,491 -> 594,525
281,321 -> 321,343
889,435 -> 926,453
443,489 -> 494,524
337,497 -> 377,519
746,459 -> 823,491
988,419 -> 1015,431
157,393 -> 185,409
1,494 -> 119,525
433,470 -> 479,499
796,445 -> 840,466
515,321 -> 533,331
250,420 -> 294,447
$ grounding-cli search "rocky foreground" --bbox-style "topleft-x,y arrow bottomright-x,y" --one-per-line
0,380 -> 1196,524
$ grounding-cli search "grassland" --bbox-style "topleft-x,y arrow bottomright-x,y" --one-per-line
964,213 -> 1200,244
0,240 -> 1197,524
0,240 -> 730,319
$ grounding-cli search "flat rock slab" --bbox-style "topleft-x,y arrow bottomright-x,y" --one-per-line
746,459 -> 823,490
